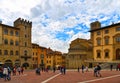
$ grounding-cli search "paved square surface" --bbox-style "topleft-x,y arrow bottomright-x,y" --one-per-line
0,69 -> 120,83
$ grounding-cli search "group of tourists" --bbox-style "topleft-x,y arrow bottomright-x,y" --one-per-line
78,65 -> 89,73
77,64 -> 102,77
94,64 -> 102,77
35,66 -> 66,76
0,65 -> 24,81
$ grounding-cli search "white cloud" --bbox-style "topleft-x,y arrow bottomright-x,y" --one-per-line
1,0 -> 120,53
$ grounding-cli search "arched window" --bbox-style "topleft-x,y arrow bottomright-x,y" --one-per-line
96,38 -> 101,45
10,39 -> 14,45
116,48 -> 120,60
104,36 -> 109,45
4,29 -> 8,35
10,50 -> 13,55
15,41 -> 19,46
114,34 -> 120,44
4,50 -> 8,55
24,50 -> 27,56
10,30 -> 13,36
16,51 -> 19,55
96,50 -> 101,58
104,49 -> 109,58
4,39 -> 8,45
15,31 -> 19,36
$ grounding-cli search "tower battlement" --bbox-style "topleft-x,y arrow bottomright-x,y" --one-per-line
90,21 -> 101,30
14,18 -> 32,27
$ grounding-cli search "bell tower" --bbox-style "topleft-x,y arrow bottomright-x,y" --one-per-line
14,18 -> 32,69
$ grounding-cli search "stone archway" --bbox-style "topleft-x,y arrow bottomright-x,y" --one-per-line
15,59 -> 20,67
116,48 -> 120,60
22,63 -> 29,69
4,60 -> 13,67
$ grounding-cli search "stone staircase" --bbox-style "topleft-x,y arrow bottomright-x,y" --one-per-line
100,63 -> 118,69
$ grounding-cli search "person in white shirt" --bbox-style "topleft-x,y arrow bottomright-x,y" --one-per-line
3,66 -> 8,81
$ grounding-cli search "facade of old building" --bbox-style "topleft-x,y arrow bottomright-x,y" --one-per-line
0,18 -> 32,69
89,21 -> 120,64
66,38 -> 93,69
32,43 -> 47,69
46,48 -> 63,69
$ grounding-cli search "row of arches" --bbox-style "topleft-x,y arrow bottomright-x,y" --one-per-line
0,59 -> 29,69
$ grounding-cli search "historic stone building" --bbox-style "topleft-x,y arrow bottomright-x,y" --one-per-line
66,38 -> 93,69
0,18 -> 32,69
32,43 -> 47,69
46,48 -> 63,69
89,21 -> 120,65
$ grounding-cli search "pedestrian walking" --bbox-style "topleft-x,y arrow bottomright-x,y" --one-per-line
53,67 -> 56,73
78,67 -> 80,72
110,64 -> 113,71
96,64 -> 102,77
81,65 -> 84,73
63,67 -> 66,75
85,66 -> 89,72
17,66 -> 21,75
3,66 -> 8,81
12,67 -> 16,76
93,65 -> 98,77
0,66 -> 3,78
35,67 -> 41,75
21,66 -> 24,74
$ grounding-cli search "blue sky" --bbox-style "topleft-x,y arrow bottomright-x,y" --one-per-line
0,0 -> 120,53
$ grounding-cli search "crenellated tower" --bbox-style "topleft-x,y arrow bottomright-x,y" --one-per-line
14,18 -> 32,69
90,21 -> 101,41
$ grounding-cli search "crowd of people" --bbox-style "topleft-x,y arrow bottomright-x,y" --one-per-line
0,66 -> 24,81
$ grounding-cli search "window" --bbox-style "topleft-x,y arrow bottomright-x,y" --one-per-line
97,50 -> 101,58
4,39 -> 8,45
105,51 -> 109,58
41,60 -> 44,64
25,42 -> 27,47
36,57 -> 37,61
4,29 -> 8,35
116,37 -> 120,43
97,52 -> 101,58
49,60 -> 51,63
16,51 -> 19,55
10,39 -> 14,45
10,50 -> 13,55
15,31 -> 19,36
4,50 -> 8,55
104,37 -> 109,45
15,41 -> 19,46
104,30 -> 109,34
41,54 -> 44,58
97,31 -> 101,35
0,50 -> 1,55
96,38 -> 101,45
25,34 -> 27,38
24,50 -> 27,56
10,30 -> 13,36
116,27 -> 120,31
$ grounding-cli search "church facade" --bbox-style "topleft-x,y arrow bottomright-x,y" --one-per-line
66,38 -> 93,69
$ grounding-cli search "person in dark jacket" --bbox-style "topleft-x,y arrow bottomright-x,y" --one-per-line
97,64 -> 102,77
